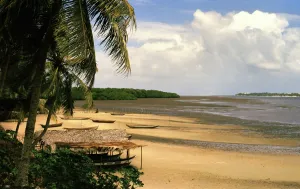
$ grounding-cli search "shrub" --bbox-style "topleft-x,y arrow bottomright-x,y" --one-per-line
0,130 -> 144,189
0,130 -> 22,188
29,149 -> 144,189
29,149 -> 96,189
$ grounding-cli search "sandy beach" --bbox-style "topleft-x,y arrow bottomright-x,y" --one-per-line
1,109 -> 300,189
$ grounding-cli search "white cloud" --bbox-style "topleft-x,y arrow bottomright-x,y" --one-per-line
94,10 -> 300,95
278,13 -> 300,22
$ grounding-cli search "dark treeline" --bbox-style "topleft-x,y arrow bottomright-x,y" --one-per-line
236,92 -> 300,97
72,88 -> 180,100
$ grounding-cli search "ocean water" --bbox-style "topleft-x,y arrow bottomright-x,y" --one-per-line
177,96 -> 300,125
86,96 -> 300,125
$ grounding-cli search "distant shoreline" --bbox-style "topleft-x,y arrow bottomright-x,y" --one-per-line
236,93 -> 300,97
237,95 -> 300,98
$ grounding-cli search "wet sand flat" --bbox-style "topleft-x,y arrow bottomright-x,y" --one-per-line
1,109 -> 300,189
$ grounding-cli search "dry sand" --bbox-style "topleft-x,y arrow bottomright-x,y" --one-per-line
1,109 -> 300,189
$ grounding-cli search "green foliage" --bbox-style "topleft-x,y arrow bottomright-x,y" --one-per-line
29,149 -> 96,189
72,88 -> 86,101
0,129 -> 22,187
29,149 -> 144,189
72,87 -> 180,100
236,92 -> 300,97
97,167 -> 144,189
1,0 -> 137,186
0,130 -> 143,189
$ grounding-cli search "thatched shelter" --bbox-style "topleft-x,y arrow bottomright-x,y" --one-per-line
34,129 -> 146,169
34,129 -> 129,148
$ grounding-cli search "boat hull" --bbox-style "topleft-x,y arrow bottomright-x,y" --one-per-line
64,126 -> 98,131
126,124 -> 158,129
110,113 -> 125,116
91,119 -> 116,123
40,123 -> 63,128
60,117 -> 90,120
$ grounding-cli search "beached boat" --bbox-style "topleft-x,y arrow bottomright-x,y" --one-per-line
91,119 -> 116,123
88,152 -> 123,162
64,125 -> 98,131
40,122 -> 63,128
126,124 -> 158,129
60,117 -> 90,120
94,155 -> 136,168
126,135 -> 132,140
110,113 -> 125,116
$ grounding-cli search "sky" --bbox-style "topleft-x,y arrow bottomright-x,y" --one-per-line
93,0 -> 300,95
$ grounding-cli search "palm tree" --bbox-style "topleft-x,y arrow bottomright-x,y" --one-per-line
1,0 -> 136,187
33,40 -> 96,146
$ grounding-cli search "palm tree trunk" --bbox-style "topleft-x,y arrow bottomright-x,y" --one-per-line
15,1 -> 62,187
15,55 -> 46,187
0,55 -> 10,96
32,103 -> 54,147
14,119 -> 22,139
14,106 -> 24,139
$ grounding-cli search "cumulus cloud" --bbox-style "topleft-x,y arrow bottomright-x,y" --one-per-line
94,9 -> 300,95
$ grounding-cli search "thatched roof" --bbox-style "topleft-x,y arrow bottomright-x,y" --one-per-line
35,129 -> 129,148
55,141 -> 144,150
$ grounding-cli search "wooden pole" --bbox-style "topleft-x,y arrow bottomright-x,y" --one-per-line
140,146 -> 143,169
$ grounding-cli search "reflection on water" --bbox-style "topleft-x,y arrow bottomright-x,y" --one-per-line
178,96 -> 300,125
88,96 -> 300,125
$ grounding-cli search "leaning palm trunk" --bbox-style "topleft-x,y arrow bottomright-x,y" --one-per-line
15,1 -> 62,186
15,53 -> 47,187
14,105 -> 25,139
32,99 -> 55,147
12,0 -> 135,186
14,119 -> 21,139
0,54 -> 9,96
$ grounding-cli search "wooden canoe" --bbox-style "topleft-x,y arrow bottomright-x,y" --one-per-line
126,124 -> 158,129
126,135 -> 132,140
110,113 -> 125,116
88,153 -> 123,162
40,122 -> 63,128
60,117 -> 90,120
91,119 -> 116,123
64,126 -> 98,131
94,155 -> 136,167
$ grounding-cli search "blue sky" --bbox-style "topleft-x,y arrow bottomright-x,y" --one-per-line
130,0 -> 300,24
94,0 -> 300,95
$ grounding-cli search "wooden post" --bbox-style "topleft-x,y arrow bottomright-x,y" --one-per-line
140,146 -> 143,169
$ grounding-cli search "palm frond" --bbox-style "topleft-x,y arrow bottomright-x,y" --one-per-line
69,70 -> 93,108
61,74 -> 74,116
57,0 -> 97,87
44,67 -> 59,96
87,0 -> 136,75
